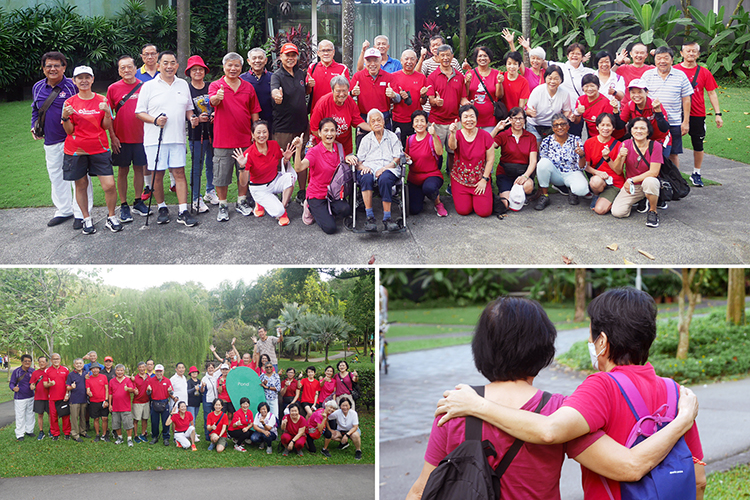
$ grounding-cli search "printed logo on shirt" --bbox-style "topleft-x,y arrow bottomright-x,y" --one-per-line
76,108 -> 101,116
379,82 -> 386,86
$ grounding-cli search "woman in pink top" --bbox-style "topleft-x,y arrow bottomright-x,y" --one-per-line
318,365 -> 336,405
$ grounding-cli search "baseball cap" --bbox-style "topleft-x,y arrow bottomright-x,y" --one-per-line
188,365 -> 199,374
628,79 -> 648,90
219,363 -> 230,370
364,48 -> 381,59
280,43 -> 298,55
104,356 -> 113,362
73,65 -> 94,77
155,364 -> 164,371
185,55 -> 209,76
508,184 -> 526,212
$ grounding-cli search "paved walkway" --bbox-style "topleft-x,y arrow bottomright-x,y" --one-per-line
379,330 -> 750,500
1,152 -> 749,265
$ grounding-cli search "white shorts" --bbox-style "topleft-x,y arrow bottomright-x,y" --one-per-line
175,425 -> 195,447
145,143 -> 186,172
248,171 -> 297,218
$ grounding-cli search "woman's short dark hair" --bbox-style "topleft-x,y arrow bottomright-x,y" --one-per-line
318,117 -> 337,131
588,287 -> 656,366
212,398 -> 222,407
508,106 -> 526,121
567,43 -> 586,56
627,116 -> 654,136
257,402 -> 270,413
411,109 -> 429,124
178,401 -> 187,409
306,366 -> 316,373
458,104 -> 478,121
239,397 -> 250,405
339,396 -> 353,408
286,367 -> 296,374
593,50 -> 613,68
544,65 -> 564,83
324,365 -> 334,373
260,353 -> 271,364
472,46 -> 494,63
504,51 -> 524,66
288,402 -> 301,413
472,297 -> 557,382
252,120 -> 270,133
595,112 -> 615,126
337,360 -> 349,370
581,74 -> 600,88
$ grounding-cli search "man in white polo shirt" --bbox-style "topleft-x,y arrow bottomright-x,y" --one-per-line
135,50 -> 198,227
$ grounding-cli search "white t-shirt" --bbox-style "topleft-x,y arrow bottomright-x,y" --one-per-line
135,75 -> 192,146
526,85 -> 572,127
253,411 -> 278,430
549,61 -> 596,109
328,408 -> 359,432
170,374 -> 188,405
201,371 -> 221,403
596,71 -> 626,106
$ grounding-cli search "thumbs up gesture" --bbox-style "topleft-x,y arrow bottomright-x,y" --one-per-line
652,98 -> 662,112
618,146 -> 629,158
576,103 -> 586,115
272,86 -> 284,104
351,81 -> 361,97
461,59 -> 471,72
525,104 -> 537,118
420,85 -> 431,96
99,101 -> 108,111
434,91 -> 444,107
216,84 -> 225,102
428,123 -> 436,136
62,103 -> 75,119
497,72 -> 505,84
385,83 -> 395,98
448,118 -> 459,134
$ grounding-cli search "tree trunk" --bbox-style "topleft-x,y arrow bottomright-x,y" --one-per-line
676,269 -> 698,359
574,268 -> 587,322
176,0 -> 190,73
227,0 -> 237,53
727,268 -> 746,325
304,341 -> 310,362
341,0 -> 355,70
459,0 -> 467,62
522,0 -> 531,66
324,343 -> 329,364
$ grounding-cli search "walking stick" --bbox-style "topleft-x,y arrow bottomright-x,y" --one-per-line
145,114 -> 165,227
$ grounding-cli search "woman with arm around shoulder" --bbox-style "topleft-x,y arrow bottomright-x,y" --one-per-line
584,113 -> 626,215
491,107 -> 537,210
405,110 -> 447,217
447,104 -> 495,217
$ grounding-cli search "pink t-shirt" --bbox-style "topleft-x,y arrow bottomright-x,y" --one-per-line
620,138 -> 663,180
523,67 -> 545,93
305,142 -> 342,200
319,378 -> 335,403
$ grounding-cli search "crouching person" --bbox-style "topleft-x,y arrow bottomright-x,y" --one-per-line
167,401 -> 197,451
309,400 -> 337,457
280,402 -> 307,456
206,398 -> 229,452
324,396 -> 362,460
251,402 -> 278,454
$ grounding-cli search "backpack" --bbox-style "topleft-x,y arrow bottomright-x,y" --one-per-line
601,372 -> 696,500
407,134 -> 439,162
326,143 -> 354,209
421,387 -> 551,500
658,155 -> 690,201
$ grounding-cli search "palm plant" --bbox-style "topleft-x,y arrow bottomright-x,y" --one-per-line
304,314 -> 355,364
278,302 -> 310,360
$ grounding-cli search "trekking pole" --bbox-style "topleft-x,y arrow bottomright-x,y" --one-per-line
145,114 -> 165,227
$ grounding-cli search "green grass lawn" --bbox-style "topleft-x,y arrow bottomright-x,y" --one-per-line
387,337 -> 472,355
0,382 -> 14,403
2,87 -> 749,209
388,325 -> 472,338
705,464 -> 750,499
0,409 -> 374,477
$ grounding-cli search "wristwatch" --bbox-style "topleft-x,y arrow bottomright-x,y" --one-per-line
482,176 -> 490,182
61,116 -> 70,122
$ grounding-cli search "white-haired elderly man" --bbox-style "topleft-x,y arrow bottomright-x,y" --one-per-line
357,35 -> 403,73
307,39 -> 350,111
310,75 -> 371,156
346,108 -> 404,233
392,49 -> 429,148
209,52 -> 262,222
241,48 -> 274,130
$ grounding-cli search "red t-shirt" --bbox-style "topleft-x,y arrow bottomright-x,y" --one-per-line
231,408 -> 254,430
207,411 -> 229,437
563,364 -> 703,500
106,79 -> 144,144
131,373 -> 151,404
405,134 -> 442,185
63,94 -> 109,155
350,69 -> 398,115
494,128 -> 538,174
467,69 -> 501,127
242,140 -> 282,184
575,94 -> 615,138
209,77 -> 262,149
299,377 -> 321,404
217,376 -> 230,402
171,411 -> 193,433
43,365 -> 69,401
616,64 -> 654,104
501,73 -> 531,112
584,136 -> 625,188
109,377 -> 134,412
149,376 -> 173,401
282,414 -> 308,437
281,378 -> 299,399
673,64 -> 718,117
306,61 -> 350,111
620,98 -> 671,144
452,129 -> 495,187
427,69 -> 467,124
30,369 -> 49,401
425,390 -> 602,500
309,93 -> 363,156
87,373 -> 109,403
391,70 -> 428,123
304,142 -> 342,200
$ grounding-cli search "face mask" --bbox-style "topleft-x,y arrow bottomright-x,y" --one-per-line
588,341 -> 605,370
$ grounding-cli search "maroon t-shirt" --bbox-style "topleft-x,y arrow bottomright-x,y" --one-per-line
131,373 -> 151,404
494,128 -> 538,174
427,69 -> 467,124
350,69 -> 398,115
149,376 -> 173,401
209,77 -> 262,149
405,134 -> 442,185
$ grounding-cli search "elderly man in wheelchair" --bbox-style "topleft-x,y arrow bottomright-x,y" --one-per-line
344,108 -> 406,233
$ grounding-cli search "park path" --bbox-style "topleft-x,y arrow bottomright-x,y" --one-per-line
379,327 -> 750,500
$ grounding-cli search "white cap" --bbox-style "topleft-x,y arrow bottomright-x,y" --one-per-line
628,78 -> 648,91
364,48 -> 381,59
73,65 -> 94,77
508,184 -> 526,211
154,364 -> 164,371
219,363 -> 230,370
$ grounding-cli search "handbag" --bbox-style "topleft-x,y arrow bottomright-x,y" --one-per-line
55,399 -> 71,417
342,373 -> 361,401
473,68 -> 508,121
152,399 -> 168,413
33,87 -> 62,138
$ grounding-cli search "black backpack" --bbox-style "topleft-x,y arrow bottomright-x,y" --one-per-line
633,141 -> 690,203
421,387 -> 551,500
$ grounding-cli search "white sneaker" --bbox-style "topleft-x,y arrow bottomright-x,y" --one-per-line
234,444 -> 246,452
195,435 -> 200,442
204,190 -> 219,205
192,197 -> 209,213
217,205 -> 229,222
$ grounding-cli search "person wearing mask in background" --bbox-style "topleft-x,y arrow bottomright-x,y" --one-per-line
87,363 -> 110,442
65,357 -> 88,442
10,354 -> 35,441
43,353 -> 71,440
185,55 -> 214,212
29,356 -> 49,440
241,48 -> 275,133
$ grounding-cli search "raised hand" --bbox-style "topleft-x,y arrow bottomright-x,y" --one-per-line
576,103 -> 586,115
448,118 -> 459,134
99,101 -> 108,111
385,83 -> 395,98
575,145 -> 585,157
464,71 -> 472,84
232,147 -> 248,167
618,146 -> 628,158
307,76 -> 315,88
282,142 -> 295,162
525,104 -> 537,117
582,51 -> 591,64
434,91 -> 444,107
216,84 -> 225,102
272,87 -> 284,104
615,49 -> 628,65
428,123 -> 436,136
420,84 -> 431,96
420,47 -> 428,58
62,103 -> 76,119
291,132 -> 305,150
461,59 -> 471,72
497,72 -> 505,84
351,81 -> 361,97
652,98 -> 662,112
362,40 -> 370,51
518,36 -> 531,51
501,28 -> 514,45
602,144 -> 610,158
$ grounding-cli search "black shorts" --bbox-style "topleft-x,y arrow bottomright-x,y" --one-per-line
34,400 -> 49,415
112,143 -> 147,168
89,401 -> 109,419
300,401 -> 315,414
496,163 -> 530,193
668,125 -> 684,155
63,152 -> 114,181
688,116 -> 706,152
221,400 -> 235,415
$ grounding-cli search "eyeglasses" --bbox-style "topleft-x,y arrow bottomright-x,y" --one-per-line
44,64 -> 63,70
552,122 -> 569,128
319,49 -> 334,53
510,116 -> 525,121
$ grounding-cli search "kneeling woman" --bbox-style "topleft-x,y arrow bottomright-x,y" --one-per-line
250,401 -> 278,454
292,118 -> 349,234
206,398 -> 229,452
491,107 -> 538,210
405,110 -> 447,217
233,120 -> 296,226
166,401 -> 197,451
448,104 -> 495,217
228,397 -> 254,452
584,113 -> 625,215
280,403 -> 308,457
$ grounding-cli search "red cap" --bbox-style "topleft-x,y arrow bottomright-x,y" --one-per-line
104,356 -> 113,362
185,55 -> 209,76
189,365 -> 199,374
280,43 -> 299,55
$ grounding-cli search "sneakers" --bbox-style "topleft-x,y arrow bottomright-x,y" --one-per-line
106,216 -> 123,232
115,437 -> 123,445
266,445 -> 273,454
302,200 -> 314,225
204,189 -> 219,205
445,184 -> 452,197
234,444 -> 246,452
296,449 -> 304,457
178,210 -> 198,227
236,199 -> 253,216
434,202 -> 448,217
169,184 -> 176,193
157,207 -> 170,224
149,437 -> 159,445
74,437 -> 83,442
254,204 -> 265,217
295,189 -> 306,204
82,219 -> 96,235
191,444 -> 197,451
657,198 -> 668,210
339,441 -> 350,450
73,218 -> 84,230
208,443 -> 215,451
163,438 -> 169,446
37,431 -> 45,441
534,195 -> 550,211
321,448 -> 332,458
133,200 -> 152,217
93,435 -> 101,442
64,435 -> 71,440
192,197 -> 209,213
17,436 -> 24,441
555,184 -> 571,196
217,205 -> 229,222
364,217 -> 378,233
176,441 -> 182,448
51,435 -> 59,441
384,219 -> 400,232
355,450 -> 362,460
278,212 -> 290,226
690,172 -> 704,187
568,194 -> 580,205
282,448 -> 289,456
127,438 -> 133,447
646,211 -> 660,228
141,186 -> 153,201
635,198 -> 649,213
48,215 -> 73,227
103,434 -> 111,443
119,204 -> 133,223
195,435 -> 199,443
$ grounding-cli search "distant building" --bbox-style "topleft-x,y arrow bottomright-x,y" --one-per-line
4,0 -> 168,18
